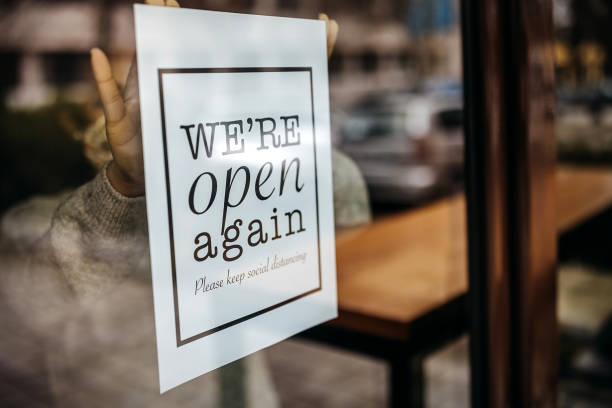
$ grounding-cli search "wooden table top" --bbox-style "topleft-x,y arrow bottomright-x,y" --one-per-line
332,165 -> 612,339
556,165 -> 612,233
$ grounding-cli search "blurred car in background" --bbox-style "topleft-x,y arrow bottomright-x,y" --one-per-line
337,81 -> 463,205
557,81 -> 612,117
556,82 -> 612,164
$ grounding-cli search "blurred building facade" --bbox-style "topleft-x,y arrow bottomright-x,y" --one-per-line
553,0 -> 611,87
0,0 -> 461,109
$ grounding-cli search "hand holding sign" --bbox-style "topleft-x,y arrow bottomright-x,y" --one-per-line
90,2 -> 338,198
91,0 -> 179,197
319,13 -> 339,59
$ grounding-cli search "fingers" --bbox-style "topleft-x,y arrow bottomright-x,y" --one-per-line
318,13 -> 339,59
123,56 -> 139,104
121,0 -> 180,123
327,19 -> 339,58
105,112 -> 135,147
146,0 -> 179,6
124,1 -> 179,104
91,48 -> 126,123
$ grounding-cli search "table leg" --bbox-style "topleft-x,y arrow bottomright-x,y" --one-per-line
219,358 -> 246,408
389,353 -> 424,408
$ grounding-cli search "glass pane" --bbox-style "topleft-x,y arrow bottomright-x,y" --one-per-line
554,0 -> 612,405
0,0 -> 469,406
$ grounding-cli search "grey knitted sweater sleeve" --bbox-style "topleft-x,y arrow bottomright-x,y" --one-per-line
49,162 -> 148,298
4,163 -> 148,336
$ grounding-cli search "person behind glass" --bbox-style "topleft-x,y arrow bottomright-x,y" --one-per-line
0,1 -> 358,407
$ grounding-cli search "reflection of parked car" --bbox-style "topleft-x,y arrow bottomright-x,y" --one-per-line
557,82 -> 612,116
337,83 -> 463,204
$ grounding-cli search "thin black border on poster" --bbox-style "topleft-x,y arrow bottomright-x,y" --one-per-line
157,67 -> 322,347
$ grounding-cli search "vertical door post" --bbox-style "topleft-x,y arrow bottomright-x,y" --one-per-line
461,0 -> 558,406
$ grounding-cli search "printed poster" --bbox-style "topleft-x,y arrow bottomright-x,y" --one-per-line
134,5 -> 337,392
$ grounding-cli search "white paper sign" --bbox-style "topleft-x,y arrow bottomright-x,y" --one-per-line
134,5 -> 337,392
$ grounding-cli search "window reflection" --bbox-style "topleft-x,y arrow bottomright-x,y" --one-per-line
0,0 -> 470,406
554,0 -> 612,405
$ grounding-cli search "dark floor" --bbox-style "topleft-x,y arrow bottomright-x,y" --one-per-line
265,336 -> 469,408
266,333 -> 612,408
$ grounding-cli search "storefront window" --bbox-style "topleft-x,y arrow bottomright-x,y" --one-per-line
0,1 -> 469,406
554,0 -> 612,405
